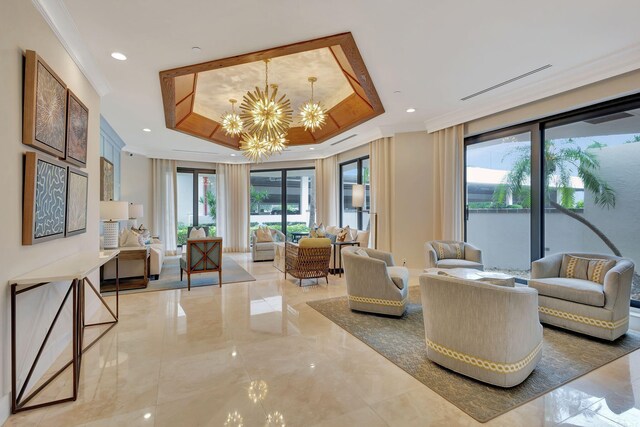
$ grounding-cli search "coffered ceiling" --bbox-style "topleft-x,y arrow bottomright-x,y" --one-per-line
36,0 -> 640,162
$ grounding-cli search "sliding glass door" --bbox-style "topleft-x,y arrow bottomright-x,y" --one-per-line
176,168 -> 216,245
340,156 -> 370,230
465,130 -> 533,279
465,94 -> 640,306
250,168 -> 315,238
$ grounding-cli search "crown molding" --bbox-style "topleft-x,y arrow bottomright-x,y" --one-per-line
425,42 -> 640,133
32,0 -> 111,96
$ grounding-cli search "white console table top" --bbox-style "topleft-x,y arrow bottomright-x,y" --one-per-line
9,250 -> 120,286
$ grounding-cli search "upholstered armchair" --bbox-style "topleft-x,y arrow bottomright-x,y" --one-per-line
180,237 -> 223,291
251,228 -> 286,261
341,247 -> 409,316
425,240 -> 483,270
285,238 -> 331,286
529,252 -> 635,341
420,273 -> 542,387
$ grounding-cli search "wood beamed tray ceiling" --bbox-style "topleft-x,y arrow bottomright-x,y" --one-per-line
159,33 -> 384,150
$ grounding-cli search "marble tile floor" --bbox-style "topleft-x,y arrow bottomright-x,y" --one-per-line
4,253 -> 640,427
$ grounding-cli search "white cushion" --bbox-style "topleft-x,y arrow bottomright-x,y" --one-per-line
387,266 -> 409,290
189,227 -> 206,239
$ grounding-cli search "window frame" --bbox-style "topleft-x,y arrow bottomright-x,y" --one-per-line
339,155 -> 369,230
464,92 -> 640,307
249,167 -> 315,237
177,167 -> 216,228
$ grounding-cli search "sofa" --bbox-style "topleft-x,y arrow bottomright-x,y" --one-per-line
251,228 -> 286,261
420,273 -> 542,387
324,226 -> 370,270
342,246 -> 409,316
425,240 -> 483,270
102,238 -> 165,280
529,252 -> 634,341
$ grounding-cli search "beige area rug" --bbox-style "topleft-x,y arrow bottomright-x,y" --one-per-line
307,287 -> 640,423
103,256 -> 255,295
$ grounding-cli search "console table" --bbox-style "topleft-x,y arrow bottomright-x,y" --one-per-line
8,250 -> 120,413
100,246 -> 150,291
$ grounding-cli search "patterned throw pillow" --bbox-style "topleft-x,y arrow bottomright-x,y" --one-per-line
256,226 -> 274,242
337,226 -> 350,242
325,232 -> 337,244
560,255 -> 616,284
434,242 -> 464,260
310,223 -> 326,238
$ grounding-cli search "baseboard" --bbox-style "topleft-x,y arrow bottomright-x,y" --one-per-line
630,308 -> 640,332
0,392 -> 10,425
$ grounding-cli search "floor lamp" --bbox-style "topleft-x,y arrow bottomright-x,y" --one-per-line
100,201 -> 129,249
352,184 -> 378,249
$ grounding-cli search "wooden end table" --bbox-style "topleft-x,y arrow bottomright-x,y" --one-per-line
332,241 -> 360,278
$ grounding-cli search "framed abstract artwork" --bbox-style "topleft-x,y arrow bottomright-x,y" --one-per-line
100,157 -> 114,201
23,50 -> 68,158
23,151 -> 68,245
65,166 -> 88,237
64,90 -> 89,167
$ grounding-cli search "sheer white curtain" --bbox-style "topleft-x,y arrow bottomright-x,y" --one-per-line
369,137 -> 393,250
431,124 -> 465,241
152,159 -> 178,255
216,163 -> 250,252
315,156 -> 338,226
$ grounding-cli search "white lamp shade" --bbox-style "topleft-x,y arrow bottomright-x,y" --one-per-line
129,203 -> 144,219
352,184 -> 365,208
100,201 -> 129,221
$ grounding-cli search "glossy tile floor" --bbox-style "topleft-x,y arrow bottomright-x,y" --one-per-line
5,253 -> 640,427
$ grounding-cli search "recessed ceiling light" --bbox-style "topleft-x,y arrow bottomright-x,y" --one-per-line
406,108 -> 416,113
192,46 -> 201,52
142,128 -> 151,132
143,413 -> 151,420
309,147 -> 315,150
111,52 -> 127,61
230,153 -> 237,157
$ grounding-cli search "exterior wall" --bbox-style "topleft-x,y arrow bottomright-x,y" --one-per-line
0,0 -> 101,422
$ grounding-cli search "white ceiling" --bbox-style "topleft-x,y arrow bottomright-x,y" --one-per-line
38,0 -> 640,163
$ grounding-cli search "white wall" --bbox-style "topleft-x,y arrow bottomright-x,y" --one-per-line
0,1 -> 101,422
121,153 -> 153,228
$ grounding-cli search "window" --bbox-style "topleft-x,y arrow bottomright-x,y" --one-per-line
465,94 -> 640,306
250,168 -> 315,238
340,156 -> 370,230
177,168 -> 216,245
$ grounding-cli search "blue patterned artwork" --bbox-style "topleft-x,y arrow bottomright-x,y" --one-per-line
34,158 -> 67,238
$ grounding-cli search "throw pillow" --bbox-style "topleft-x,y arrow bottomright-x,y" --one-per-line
354,248 -> 369,257
337,225 -> 350,242
325,232 -> 337,244
256,226 -> 274,242
189,227 -> 206,239
560,255 -> 616,284
122,229 -> 143,247
434,242 -> 464,260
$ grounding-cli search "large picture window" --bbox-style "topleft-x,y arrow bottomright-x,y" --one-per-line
250,168 -> 315,239
177,168 -> 216,245
340,156 -> 370,230
465,94 -> 640,306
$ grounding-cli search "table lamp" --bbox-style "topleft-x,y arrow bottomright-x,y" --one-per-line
100,201 -> 129,249
128,203 -> 144,228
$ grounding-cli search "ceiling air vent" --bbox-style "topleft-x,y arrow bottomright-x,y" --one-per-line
172,149 -> 220,155
460,64 -> 552,101
330,134 -> 357,146
584,112 -> 633,125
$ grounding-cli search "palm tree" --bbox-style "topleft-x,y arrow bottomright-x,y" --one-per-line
494,138 -> 621,256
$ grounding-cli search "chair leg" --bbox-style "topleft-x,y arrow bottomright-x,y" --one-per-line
299,279 -> 302,287
180,268 -> 183,281
188,273 -> 191,291
218,270 -> 222,288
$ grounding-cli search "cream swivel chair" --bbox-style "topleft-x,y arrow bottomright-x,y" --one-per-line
425,240 -> 483,270
251,228 -> 286,261
342,247 -> 409,316
529,252 -> 634,341
420,273 -> 542,387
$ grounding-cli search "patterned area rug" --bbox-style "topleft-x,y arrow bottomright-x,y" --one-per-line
307,287 -> 640,423
103,256 -> 255,295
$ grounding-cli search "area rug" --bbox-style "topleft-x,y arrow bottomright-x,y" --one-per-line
307,287 -> 640,423
103,256 -> 255,295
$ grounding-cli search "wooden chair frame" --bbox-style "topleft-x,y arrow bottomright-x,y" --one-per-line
180,238 -> 223,290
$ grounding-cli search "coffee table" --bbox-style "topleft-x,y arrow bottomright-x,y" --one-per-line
424,268 -> 515,287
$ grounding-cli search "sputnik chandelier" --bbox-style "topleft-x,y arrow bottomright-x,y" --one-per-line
220,59 -> 327,162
